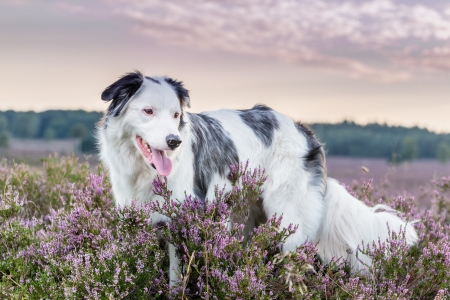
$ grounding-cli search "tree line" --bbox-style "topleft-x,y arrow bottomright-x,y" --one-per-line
0,110 -> 102,152
0,111 -> 449,163
310,121 -> 450,163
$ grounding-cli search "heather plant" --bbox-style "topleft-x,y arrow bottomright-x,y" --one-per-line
0,183 -> 39,298
150,163 -> 299,298
0,159 -> 167,299
0,155 -> 96,217
0,157 -> 450,299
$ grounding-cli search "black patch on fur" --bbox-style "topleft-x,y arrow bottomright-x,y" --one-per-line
103,116 -> 109,129
250,104 -> 273,111
179,114 -> 186,131
239,104 -> 279,147
295,121 -> 327,196
251,197 -> 268,227
189,113 -> 239,200
165,77 -> 190,109
145,76 -> 161,84
101,71 -> 143,117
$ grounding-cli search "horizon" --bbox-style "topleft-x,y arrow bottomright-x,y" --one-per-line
1,108 -> 448,136
1,0 -> 450,133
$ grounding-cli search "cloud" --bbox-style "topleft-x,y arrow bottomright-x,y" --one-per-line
55,3 -> 88,14
8,0 -> 450,81
111,0 -> 450,80
397,46 -> 450,72
114,0 -> 450,44
2,0 -> 31,6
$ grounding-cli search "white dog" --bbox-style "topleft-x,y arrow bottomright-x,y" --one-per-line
97,71 -> 418,284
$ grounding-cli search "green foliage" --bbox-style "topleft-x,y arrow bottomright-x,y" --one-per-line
0,116 -> 7,132
311,121 -> 450,160
0,110 -> 102,140
0,132 -> 8,147
9,112 -> 41,138
45,117 -> 68,138
0,110 -> 102,153
81,134 -> 97,153
69,123 -> 88,138
400,136 -> 418,161
0,116 -> 9,147
437,142 -> 450,164
43,127 -> 56,140
0,155 -> 98,216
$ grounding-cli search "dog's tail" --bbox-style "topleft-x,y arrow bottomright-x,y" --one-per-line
317,178 -> 418,271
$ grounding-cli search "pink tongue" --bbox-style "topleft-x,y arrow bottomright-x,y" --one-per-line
151,147 -> 172,176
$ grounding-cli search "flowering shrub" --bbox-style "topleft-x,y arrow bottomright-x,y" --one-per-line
0,156 -> 449,299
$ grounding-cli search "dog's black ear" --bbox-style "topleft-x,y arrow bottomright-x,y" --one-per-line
101,71 -> 144,117
165,77 -> 190,109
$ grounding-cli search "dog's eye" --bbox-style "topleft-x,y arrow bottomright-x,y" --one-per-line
174,112 -> 180,118
143,109 -> 153,115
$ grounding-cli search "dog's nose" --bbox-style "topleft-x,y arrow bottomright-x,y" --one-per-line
166,134 -> 182,149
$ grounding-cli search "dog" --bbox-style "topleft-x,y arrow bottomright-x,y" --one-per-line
97,71 -> 418,285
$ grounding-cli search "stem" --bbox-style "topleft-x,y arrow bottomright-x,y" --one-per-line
181,250 -> 196,300
0,270 -> 23,289
205,250 -> 209,300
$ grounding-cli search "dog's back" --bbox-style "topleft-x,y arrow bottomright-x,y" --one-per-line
191,106 -> 327,248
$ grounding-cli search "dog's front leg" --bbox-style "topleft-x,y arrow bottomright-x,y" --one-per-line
153,212 -> 182,287
168,242 -> 181,286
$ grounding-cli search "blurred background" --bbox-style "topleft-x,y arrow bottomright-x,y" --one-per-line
1,0 -> 450,200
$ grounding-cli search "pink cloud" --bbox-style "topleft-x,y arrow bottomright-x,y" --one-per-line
112,0 -> 443,81
10,0 -> 450,81
396,46 -> 450,72
55,3 -> 88,14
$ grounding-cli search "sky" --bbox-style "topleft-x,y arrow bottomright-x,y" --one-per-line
1,0 -> 450,132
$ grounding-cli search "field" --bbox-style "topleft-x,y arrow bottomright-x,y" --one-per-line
0,154 -> 449,298
327,157 -> 450,207
0,143 -> 97,166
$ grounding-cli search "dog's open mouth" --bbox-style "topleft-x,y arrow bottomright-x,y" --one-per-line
136,136 -> 172,176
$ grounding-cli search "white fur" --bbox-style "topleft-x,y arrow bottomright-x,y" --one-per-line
98,74 -> 418,285
318,179 -> 417,270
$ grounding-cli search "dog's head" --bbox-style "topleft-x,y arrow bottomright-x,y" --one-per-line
101,71 -> 190,176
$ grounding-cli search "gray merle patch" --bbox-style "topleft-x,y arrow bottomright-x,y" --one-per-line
295,121 -> 326,197
239,104 -> 279,147
189,113 -> 239,200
